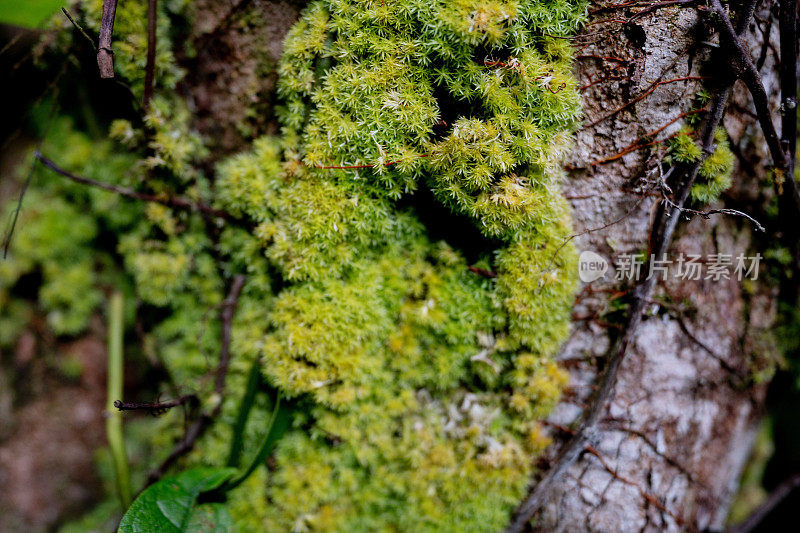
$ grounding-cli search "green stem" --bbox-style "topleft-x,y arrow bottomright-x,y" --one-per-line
106,291 -> 132,509
226,357 -> 261,468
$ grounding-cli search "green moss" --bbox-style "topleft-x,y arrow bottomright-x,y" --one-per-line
277,0 -> 583,237
668,127 -> 704,163
211,0 -> 584,529
0,116 -> 141,336
666,127 -> 734,204
0,297 -> 32,347
694,129 -> 735,203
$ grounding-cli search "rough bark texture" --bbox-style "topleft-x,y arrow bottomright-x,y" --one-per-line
0,0 -> 782,531
180,0 -> 304,156
532,4 -> 780,531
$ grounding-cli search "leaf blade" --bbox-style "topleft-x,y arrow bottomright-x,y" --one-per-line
118,467 -> 236,533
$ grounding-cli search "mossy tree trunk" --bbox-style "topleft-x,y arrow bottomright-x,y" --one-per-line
530,4 -> 779,532
182,2 -> 780,531
0,0 -> 778,530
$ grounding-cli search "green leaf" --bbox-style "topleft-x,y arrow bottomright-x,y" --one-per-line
185,503 -> 234,532
222,394 -> 291,491
226,358 -> 261,468
0,0 -> 63,29
118,467 -> 236,533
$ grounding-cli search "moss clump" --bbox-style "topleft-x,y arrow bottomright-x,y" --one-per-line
212,0 -> 584,529
694,129 -> 735,203
667,127 -> 734,204
210,128 -> 576,529
277,0 -> 583,237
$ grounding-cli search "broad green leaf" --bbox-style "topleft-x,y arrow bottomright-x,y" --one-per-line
118,467 -> 236,533
0,0 -> 63,29
186,503 -> 234,532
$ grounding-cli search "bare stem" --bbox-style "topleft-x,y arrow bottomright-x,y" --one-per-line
35,152 -> 236,221
710,0 -> 800,213
97,0 -> 118,78
144,275 -> 246,487
779,0 -> 798,173
114,395 -> 198,416
728,470 -> 800,533
106,291 -> 132,509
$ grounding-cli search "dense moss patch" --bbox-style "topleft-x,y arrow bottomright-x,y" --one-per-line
216,1 -> 584,529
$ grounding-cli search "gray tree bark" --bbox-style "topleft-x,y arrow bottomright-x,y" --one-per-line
532,3 -> 780,531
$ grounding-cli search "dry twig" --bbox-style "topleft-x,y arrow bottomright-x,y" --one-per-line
728,470 -> 800,533
709,0 -> 800,214
114,395 -> 198,416
35,152 -> 236,221
145,275 -> 246,486
97,0 -> 118,78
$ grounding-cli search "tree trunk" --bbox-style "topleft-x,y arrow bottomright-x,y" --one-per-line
533,4 -> 780,531
174,1 -> 782,530
0,0 -> 788,530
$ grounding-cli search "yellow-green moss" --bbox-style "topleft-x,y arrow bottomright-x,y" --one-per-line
0,116 -> 141,336
667,127 -> 734,204
212,0 -> 584,528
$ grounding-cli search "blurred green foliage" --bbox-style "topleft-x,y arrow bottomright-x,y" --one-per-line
0,0 -> 63,29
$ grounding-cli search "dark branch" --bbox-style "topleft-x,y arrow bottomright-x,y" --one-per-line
35,152 -> 237,221
114,395 -> 198,416
214,275 -> 246,398
778,0 -> 797,180
776,0 -> 800,277
145,275 -> 247,486
2,153 -> 39,260
61,8 -> 97,51
145,416 -> 209,486
97,0 -> 118,78
710,0 -> 800,214
728,470 -> 800,533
